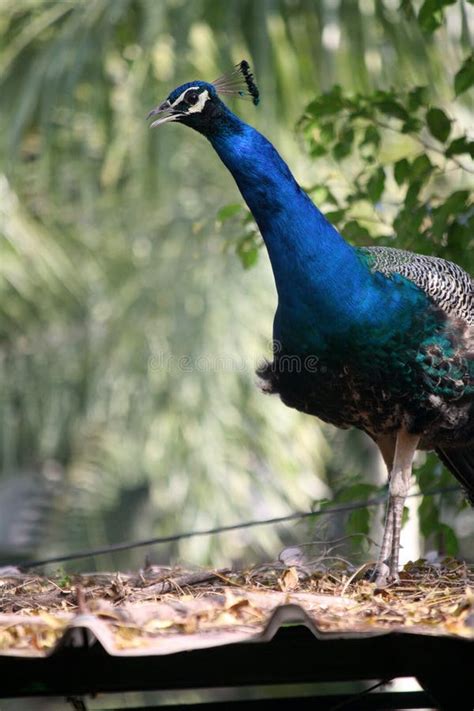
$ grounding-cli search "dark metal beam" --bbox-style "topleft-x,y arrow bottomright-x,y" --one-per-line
102,691 -> 436,710
0,627 -> 472,706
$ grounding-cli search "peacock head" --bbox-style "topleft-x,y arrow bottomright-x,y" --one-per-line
147,60 -> 259,136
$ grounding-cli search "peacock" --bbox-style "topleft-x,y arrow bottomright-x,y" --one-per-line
148,61 -> 474,585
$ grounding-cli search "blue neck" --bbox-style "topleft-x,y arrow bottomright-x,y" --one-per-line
206,111 -> 397,351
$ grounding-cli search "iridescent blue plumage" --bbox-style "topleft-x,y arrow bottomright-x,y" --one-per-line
149,63 -> 474,585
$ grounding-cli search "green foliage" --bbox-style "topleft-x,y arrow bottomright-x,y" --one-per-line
216,204 -> 243,222
217,206 -> 263,269
298,61 -> 472,544
426,107 -> 451,142
416,454 -> 462,556
225,75 -> 472,268
454,53 -> 474,96
223,77 -> 472,269
366,167 -> 386,204
56,571 -> 72,589
316,481 -> 381,553
342,483 -> 378,541
417,0 -> 457,34
446,136 -> 474,159
298,84 -> 473,263
236,236 -> 260,269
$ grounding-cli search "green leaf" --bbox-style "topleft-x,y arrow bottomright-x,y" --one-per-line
359,126 -> 380,163
309,142 -> 328,158
446,136 -> 474,158
410,154 -> 433,182
394,203 -> 425,240
438,523 -> 459,556
446,219 -> 470,251
404,181 -> 422,209
419,495 -> 439,537
401,117 -> 424,133
418,0 -> 456,34
325,209 -> 346,225
305,184 -> 338,205
320,122 -> 336,143
332,127 -> 354,160
339,482 -> 379,501
359,125 -> 380,149
305,86 -> 347,117
444,189 -> 470,213
394,158 -> 410,185
375,99 -> 409,122
418,1 -> 443,33
430,190 -> 471,241
333,141 -> 352,160
217,203 -> 243,222
426,107 -> 451,142
366,167 -> 385,204
342,220 -> 372,244
400,0 -> 415,19
347,506 -> 370,537
402,505 -> 410,527
408,86 -> 429,111
236,238 -> 259,269
454,53 -> 474,96
415,453 -> 442,492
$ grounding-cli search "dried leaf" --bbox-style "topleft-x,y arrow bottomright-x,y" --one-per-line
280,567 -> 299,592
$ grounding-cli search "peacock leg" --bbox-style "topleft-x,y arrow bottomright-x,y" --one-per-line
376,428 -> 420,586
374,435 -> 396,586
375,501 -> 394,586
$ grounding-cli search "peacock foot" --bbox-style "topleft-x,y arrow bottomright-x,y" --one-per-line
374,561 -> 400,588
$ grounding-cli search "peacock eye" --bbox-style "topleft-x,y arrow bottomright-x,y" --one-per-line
185,90 -> 199,105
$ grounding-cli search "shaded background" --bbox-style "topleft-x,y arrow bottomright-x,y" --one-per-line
0,0 -> 473,574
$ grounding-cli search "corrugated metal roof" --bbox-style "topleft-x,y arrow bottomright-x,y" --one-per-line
0,561 -> 473,658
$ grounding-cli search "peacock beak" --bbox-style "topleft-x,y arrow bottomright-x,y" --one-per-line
147,101 -> 182,128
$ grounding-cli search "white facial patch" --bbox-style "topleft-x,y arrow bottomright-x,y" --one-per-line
169,87 -> 210,114
169,86 -> 199,108
187,89 -> 210,114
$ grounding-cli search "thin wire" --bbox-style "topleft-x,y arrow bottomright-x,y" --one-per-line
329,679 -> 389,710
13,485 -> 459,570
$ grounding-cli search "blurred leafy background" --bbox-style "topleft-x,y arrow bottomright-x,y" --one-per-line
0,0 -> 473,575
